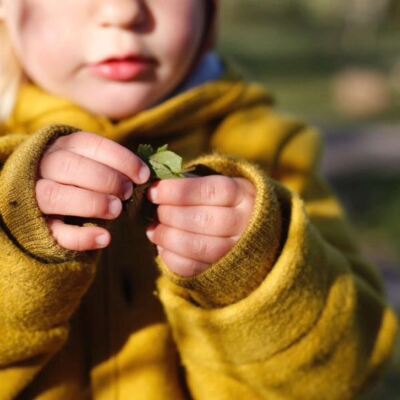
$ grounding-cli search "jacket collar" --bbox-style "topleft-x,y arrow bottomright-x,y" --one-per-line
5,61 -> 271,144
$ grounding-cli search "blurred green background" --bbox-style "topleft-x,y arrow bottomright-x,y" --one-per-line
218,1 -> 400,399
219,0 -> 400,124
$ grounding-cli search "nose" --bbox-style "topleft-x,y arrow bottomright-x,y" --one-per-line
96,0 -> 146,29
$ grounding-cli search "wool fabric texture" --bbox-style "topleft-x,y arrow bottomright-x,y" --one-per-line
0,70 -> 398,399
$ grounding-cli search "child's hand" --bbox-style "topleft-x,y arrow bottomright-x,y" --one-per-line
36,131 -> 151,251
145,176 -> 256,277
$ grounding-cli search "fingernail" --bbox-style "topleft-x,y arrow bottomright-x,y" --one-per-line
146,225 -> 156,240
109,197 -> 121,216
148,186 -> 158,202
138,165 -> 150,184
123,181 -> 133,200
96,234 -> 108,248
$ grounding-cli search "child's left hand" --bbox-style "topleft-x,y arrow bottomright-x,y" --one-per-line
145,175 -> 256,277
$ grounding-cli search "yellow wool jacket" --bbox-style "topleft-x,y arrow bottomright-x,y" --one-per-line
0,75 -> 398,400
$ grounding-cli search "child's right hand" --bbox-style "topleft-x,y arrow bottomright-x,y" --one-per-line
35,131 -> 151,252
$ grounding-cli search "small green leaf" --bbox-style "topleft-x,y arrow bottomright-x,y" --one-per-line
156,144 -> 169,153
149,160 -> 175,179
149,159 -> 184,179
150,150 -> 182,175
124,143 -> 193,221
137,144 -> 155,161
137,144 -> 186,180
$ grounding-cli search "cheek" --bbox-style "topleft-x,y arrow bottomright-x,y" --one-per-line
33,29 -> 76,70
171,28 -> 200,58
156,3 -> 205,68
12,5 -> 78,80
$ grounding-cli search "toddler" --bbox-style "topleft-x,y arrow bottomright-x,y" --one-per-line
0,1 -> 398,399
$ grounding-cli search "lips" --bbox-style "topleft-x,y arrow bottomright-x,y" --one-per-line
89,55 -> 156,81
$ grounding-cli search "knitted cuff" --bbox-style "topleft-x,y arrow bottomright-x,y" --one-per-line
156,153 -> 286,308
0,124 -> 92,263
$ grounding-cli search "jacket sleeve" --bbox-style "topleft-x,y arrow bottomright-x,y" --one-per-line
155,118 -> 399,400
0,125 -> 98,399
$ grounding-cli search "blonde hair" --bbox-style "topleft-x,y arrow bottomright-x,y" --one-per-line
0,22 -> 24,124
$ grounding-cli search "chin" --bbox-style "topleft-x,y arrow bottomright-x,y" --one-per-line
85,95 -> 154,120
85,86 -> 166,120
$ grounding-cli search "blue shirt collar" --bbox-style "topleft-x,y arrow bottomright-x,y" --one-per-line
165,51 -> 224,100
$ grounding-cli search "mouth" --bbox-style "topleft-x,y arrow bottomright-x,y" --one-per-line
89,55 -> 157,82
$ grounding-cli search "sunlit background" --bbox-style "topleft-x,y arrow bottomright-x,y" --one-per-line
219,1 -> 400,398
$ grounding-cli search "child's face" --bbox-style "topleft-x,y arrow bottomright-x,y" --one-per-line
0,0 -> 206,119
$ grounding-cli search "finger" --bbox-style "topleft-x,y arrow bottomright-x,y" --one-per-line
157,246 -> 209,277
36,179 -> 122,220
48,131 -> 150,184
147,176 -> 246,206
47,217 -> 111,251
157,205 -> 246,238
40,149 -> 134,200
146,223 -> 234,264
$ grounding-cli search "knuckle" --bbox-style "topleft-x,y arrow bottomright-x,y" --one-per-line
212,240 -> 231,263
39,150 -> 53,167
73,131 -> 92,142
156,225 -> 167,244
215,245 -> 230,261
67,131 -> 81,141
70,233 -> 84,251
235,177 -> 256,200
192,237 -> 208,258
91,196 -> 109,217
37,180 -> 59,210
40,150 -> 59,177
157,206 -> 170,223
60,131 -> 81,149
156,182 -> 168,200
67,231 -> 86,251
193,209 -> 213,229
60,152 -> 78,176
184,259 -> 203,277
226,211 -> 241,233
244,179 -> 256,198
122,149 -> 140,174
199,179 -> 217,203
60,132 -> 96,154
46,218 -> 60,238
46,137 -> 65,153
222,178 -> 240,204
102,170 -> 121,193
91,136 -> 106,159
78,232 -> 94,251
225,212 -> 240,234
48,221 -> 85,251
